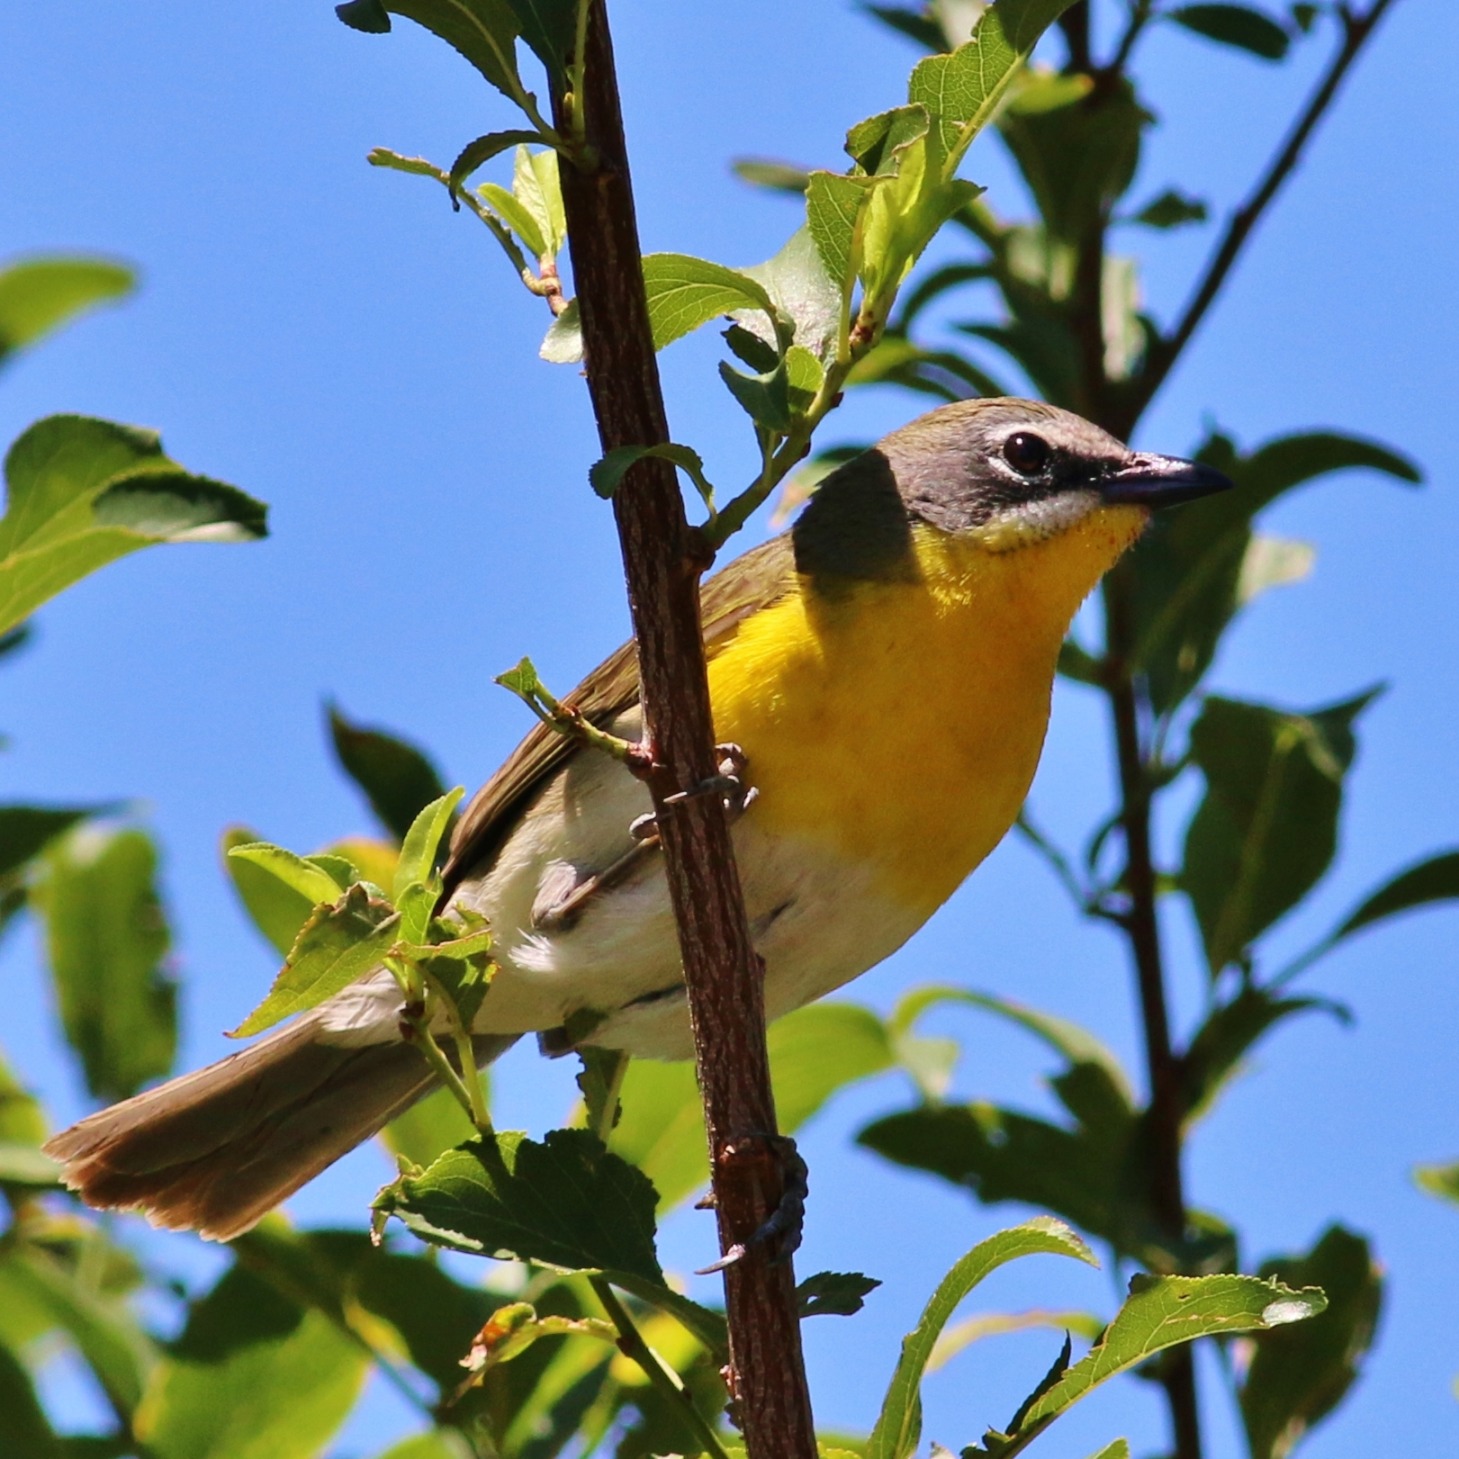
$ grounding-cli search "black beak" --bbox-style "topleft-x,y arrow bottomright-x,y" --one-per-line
1101,452 -> 1233,509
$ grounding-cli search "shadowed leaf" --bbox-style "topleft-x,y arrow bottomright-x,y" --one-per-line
34,826 -> 175,1102
1240,1227 -> 1381,1459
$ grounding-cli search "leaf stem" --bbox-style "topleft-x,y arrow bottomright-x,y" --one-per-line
591,1277 -> 732,1459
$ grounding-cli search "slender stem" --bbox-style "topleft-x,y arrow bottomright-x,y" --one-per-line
550,7 -> 817,1454
1124,0 -> 1400,434
1103,0 -> 1154,78
592,1277 -> 732,1459
1103,570 -> 1202,1459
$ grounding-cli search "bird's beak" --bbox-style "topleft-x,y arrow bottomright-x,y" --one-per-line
1101,452 -> 1233,509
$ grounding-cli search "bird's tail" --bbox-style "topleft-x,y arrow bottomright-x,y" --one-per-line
43,1016 -> 516,1242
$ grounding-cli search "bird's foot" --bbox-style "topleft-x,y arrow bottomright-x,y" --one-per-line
660,742 -> 759,820
696,1133 -> 808,1274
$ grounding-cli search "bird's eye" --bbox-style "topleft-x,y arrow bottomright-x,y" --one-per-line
1003,432 -> 1051,476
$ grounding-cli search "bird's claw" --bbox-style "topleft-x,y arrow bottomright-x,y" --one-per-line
654,744 -> 759,823
696,1134 -> 807,1274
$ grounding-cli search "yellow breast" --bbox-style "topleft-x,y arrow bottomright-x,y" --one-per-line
707,507 -> 1144,913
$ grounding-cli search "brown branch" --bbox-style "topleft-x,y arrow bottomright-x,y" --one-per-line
1102,567 -> 1202,1459
550,6 -> 816,1456
1122,0 -> 1400,434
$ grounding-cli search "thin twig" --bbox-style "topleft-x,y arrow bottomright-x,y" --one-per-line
591,1277 -> 732,1459
1126,0 -> 1400,432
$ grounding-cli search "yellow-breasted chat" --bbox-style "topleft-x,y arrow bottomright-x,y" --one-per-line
45,396 -> 1230,1239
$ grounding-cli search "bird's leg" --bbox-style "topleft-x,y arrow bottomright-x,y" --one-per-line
531,839 -> 661,932
661,741 -> 758,818
536,746 -> 756,934
696,1133 -> 808,1274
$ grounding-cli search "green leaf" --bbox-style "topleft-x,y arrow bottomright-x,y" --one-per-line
0,415 -> 265,637
732,157 -> 813,194
719,357 -> 792,431
740,226 -> 843,364
1182,691 -> 1379,973
859,3 -> 949,52
33,825 -> 175,1102
796,1270 -> 882,1318
967,1275 -> 1327,1456
641,253 -> 781,352
393,786 -> 465,902
338,0 -> 526,107
327,704 -> 450,844
230,884 -> 400,1037
612,1001 -> 894,1212
1181,986 -> 1346,1123
0,1340 -> 58,1459
1082,1442 -> 1129,1459
539,296 -> 582,363
499,0 -> 575,84
446,128 -> 541,203
478,180 -> 548,259
221,827 -> 335,959
0,1143 -> 60,1186
867,1218 -> 1096,1459
1129,188 -> 1208,230
0,256 -> 134,366
1127,427 -> 1419,713
859,1008 -> 1161,1266
0,805 -> 109,879
375,1128 -> 662,1280
136,1265 -> 367,1459
227,841 -> 349,908
1169,4 -> 1291,61
513,145 -> 566,256
0,1050 -> 46,1146
588,442 -> 716,511
908,0 -> 1079,168
371,1434 -> 475,1459
806,170 -> 874,292
1329,848 -> 1459,944
0,1243 -> 157,1418
1241,1227 -> 1382,1459
231,1224 -> 498,1394
1415,1162 -> 1459,1205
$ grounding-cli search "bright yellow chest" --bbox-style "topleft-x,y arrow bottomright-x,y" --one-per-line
707,510 -> 1142,913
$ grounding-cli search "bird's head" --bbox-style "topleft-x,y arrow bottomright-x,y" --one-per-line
792,397 -> 1231,586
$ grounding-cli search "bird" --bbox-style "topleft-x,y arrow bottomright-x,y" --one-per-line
44,397 -> 1229,1240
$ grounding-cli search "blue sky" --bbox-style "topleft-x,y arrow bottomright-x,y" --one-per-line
2,2 -> 1457,1455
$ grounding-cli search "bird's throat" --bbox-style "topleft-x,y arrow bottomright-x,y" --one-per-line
707,506 -> 1144,911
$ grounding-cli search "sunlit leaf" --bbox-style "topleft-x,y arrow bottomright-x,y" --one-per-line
337,0 -> 526,105
229,884 -> 399,1038
641,253 -> 781,352
0,415 -> 265,637
867,1218 -> 1095,1459
0,255 -> 133,366
967,1275 -> 1326,1455
0,805 -> 108,879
